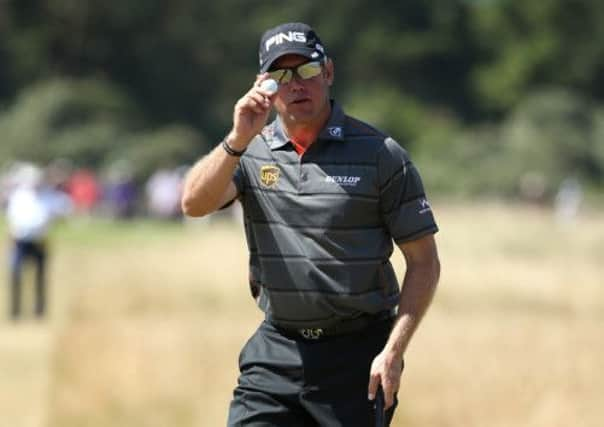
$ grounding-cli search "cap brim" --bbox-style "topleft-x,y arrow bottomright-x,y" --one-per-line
260,47 -> 320,72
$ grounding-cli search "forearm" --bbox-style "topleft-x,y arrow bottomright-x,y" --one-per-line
384,258 -> 440,359
181,73 -> 276,217
181,134 -> 245,217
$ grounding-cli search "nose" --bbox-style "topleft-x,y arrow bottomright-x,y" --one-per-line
287,75 -> 305,91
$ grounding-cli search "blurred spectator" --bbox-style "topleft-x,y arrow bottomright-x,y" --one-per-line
5,163 -> 72,320
1,162 -> 32,209
66,168 -> 101,215
102,161 -> 138,219
45,158 -> 73,194
554,176 -> 583,224
145,167 -> 183,219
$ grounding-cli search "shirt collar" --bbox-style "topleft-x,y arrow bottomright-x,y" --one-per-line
264,101 -> 346,151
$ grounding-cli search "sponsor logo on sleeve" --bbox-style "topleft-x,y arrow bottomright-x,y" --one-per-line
418,198 -> 432,214
260,165 -> 280,187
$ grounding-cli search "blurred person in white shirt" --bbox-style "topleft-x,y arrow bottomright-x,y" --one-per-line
5,163 -> 72,320
145,168 -> 183,220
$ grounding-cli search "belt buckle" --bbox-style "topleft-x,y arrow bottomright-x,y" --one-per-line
299,328 -> 324,340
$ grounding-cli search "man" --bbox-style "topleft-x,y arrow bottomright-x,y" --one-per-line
182,22 -> 440,426
5,163 -> 72,319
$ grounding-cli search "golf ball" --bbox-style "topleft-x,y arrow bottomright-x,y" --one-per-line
260,79 -> 279,95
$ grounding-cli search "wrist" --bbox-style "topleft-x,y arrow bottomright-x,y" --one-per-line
384,342 -> 404,359
222,139 -> 246,157
224,132 -> 250,152
384,322 -> 408,358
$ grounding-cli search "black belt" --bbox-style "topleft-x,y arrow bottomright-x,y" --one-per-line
273,310 -> 395,340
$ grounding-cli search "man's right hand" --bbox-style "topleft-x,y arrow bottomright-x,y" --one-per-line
181,74 -> 276,217
227,74 -> 277,150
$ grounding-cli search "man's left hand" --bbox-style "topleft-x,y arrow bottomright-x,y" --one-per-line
368,349 -> 404,410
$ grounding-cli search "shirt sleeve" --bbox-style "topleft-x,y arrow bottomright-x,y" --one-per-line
219,159 -> 246,210
377,137 -> 438,244
232,163 -> 245,196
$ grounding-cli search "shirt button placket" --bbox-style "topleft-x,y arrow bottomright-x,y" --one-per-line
298,167 -> 303,193
298,158 -> 307,192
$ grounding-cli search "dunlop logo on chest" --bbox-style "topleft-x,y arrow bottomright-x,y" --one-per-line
260,165 -> 280,187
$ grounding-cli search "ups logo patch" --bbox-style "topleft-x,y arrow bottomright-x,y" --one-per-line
260,165 -> 280,187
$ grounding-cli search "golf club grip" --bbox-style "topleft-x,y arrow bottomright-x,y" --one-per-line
375,386 -> 385,427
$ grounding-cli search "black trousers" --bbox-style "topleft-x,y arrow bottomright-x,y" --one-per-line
227,318 -> 397,426
9,239 -> 47,319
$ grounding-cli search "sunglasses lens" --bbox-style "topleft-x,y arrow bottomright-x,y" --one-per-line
267,61 -> 321,85
297,62 -> 322,80
269,69 -> 292,84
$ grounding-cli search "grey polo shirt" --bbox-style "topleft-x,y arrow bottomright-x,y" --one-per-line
232,102 -> 438,328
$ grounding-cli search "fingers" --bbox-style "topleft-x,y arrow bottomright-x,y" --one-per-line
237,75 -> 275,114
231,74 -> 277,141
236,90 -> 269,115
369,354 -> 402,410
381,376 -> 399,409
245,91 -> 271,114
254,73 -> 267,85
367,371 -> 381,401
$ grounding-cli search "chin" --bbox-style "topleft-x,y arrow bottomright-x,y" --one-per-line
286,106 -> 315,120
286,112 -> 314,124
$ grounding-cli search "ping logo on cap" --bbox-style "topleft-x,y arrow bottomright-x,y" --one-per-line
265,31 -> 307,51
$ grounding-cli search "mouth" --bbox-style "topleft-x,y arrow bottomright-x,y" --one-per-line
290,98 -> 311,105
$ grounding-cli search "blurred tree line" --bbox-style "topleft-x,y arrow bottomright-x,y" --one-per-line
1,0 -> 603,199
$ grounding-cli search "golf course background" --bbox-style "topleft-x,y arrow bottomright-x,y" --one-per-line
1,202 -> 602,426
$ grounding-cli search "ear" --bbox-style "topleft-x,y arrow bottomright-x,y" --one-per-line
324,58 -> 335,87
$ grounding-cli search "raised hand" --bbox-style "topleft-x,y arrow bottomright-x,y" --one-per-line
227,74 -> 277,150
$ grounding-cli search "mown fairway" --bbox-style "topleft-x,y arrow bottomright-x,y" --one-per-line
1,202 -> 603,427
